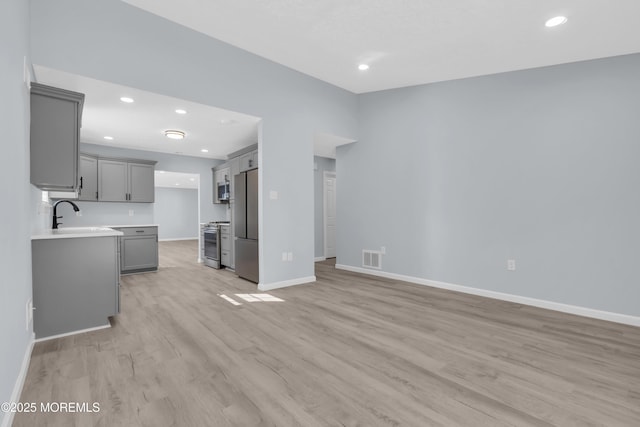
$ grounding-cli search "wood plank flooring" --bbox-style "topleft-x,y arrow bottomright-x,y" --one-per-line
14,240 -> 640,426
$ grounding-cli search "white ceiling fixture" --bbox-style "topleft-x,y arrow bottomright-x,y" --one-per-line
103,136 -> 114,140
164,130 -> 185,140
120,97 -> 134,103
33,65 -> 261,159
545,16 -> 568,28
358,64 -> 370,71
122,0 -> 640,93
175,109 -> 187,114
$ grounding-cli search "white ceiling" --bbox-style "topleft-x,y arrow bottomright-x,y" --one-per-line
155,171 -> 199,189
33,66 -> 261,160
122,0 -> 640,94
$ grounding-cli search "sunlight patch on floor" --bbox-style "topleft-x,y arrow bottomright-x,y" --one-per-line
236,293 -> 284,302
219,294 -> 242,305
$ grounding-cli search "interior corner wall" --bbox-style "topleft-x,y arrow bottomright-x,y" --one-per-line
30,0 -> 358,286
0,0 -> 33,424
338,53 -> 640,317
314,156 -> 336,258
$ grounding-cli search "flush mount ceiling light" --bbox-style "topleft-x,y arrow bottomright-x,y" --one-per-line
545,16 -> 567,27
358,64 -> 370,71
164,130 -> 185,140
120,97 -> 134,103
103,136 -> 114,140
175,109 -> 187,114
201,148 -> 209,153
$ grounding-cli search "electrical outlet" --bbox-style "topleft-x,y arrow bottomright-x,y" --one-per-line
76,210 -> 82,217
507,259 -> 516,271
287,252 -> 293,261
270,190 -> 278,200
282,252 -> 287,261
380,246 -> 386,255
129,209 -> 134,216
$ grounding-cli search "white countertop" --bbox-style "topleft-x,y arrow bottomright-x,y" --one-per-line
102,224 -> 159,228
32,227 -> 124,240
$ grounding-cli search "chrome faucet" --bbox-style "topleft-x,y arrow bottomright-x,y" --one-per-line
52,200 -> 80,229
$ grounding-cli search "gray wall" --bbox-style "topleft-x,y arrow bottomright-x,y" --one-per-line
155,187 -> 199,240
58,143 -> 226,228
314,156 -> 336,258
0,0 -> 33,422
338,53 -> 640,317
31,0 -> 358,286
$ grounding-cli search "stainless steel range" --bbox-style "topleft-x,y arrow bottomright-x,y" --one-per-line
202,221 -> 230,269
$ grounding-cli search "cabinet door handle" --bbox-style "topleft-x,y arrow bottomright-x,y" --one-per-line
136,230 -> 144,233
80,176 -> 83,189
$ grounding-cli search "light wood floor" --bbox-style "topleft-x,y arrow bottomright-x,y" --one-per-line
15,240 -> 640,426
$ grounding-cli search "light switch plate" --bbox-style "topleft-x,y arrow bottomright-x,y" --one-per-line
270,190 -> 278,200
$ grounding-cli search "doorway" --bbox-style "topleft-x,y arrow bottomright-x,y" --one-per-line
324,171 -> 337,259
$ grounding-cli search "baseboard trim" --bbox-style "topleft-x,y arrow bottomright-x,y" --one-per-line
314,257 -> 327,262
1,333 -> 35,427
158,237 -> 198,242
35,324 -> 111,343
258,275 -> 316,291
335,264 -> 640,327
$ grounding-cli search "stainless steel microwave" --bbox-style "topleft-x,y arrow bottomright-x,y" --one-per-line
217,181 -> 230,202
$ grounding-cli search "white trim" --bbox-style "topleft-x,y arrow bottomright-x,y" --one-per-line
335,264 -> 640,327
323,171 -> 336,259
314,256 -> 327,262
1,334 -> 35,427
158,237 -> 198,242
34,324 -> 111,343
258,275 -> 316,291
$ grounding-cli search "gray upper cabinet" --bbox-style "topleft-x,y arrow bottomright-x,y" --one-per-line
98,159 -> 128,202
30,83 -> 85,191
98,158 -> 156,202
239,149 -> 258,172
128,162 -> 155,202
78,154 -> 98,201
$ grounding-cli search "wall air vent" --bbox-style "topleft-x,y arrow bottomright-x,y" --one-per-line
362,250 -> 382,269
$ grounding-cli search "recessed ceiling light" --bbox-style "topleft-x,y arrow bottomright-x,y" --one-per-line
103,136 -> 114,140
164,130 -> 185,140
358,64 -> 370,71
175,183 -> 180,186
120,97 -> 134,103
189,178 -> 195,182
201,149 -> 209,153
175,109 -> 187,114
545,16 -> 567,27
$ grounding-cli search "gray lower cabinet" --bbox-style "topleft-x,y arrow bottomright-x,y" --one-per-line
220,224 -> 232,267
98,158 -> 156,202
78,154 -> 98,201
31,236 -> 119,339
113,226 -> 159,274
30,83 -> 85,191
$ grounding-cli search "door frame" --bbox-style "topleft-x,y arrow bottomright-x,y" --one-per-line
323,171 -> 337,259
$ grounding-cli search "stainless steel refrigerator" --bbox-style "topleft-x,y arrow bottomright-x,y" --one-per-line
234,169 -> 259,283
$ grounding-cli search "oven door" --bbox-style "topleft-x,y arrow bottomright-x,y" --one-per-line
204,228 -> 219,261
